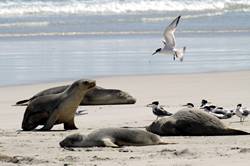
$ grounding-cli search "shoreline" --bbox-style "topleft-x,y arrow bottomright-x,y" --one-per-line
1,69 -> 250,88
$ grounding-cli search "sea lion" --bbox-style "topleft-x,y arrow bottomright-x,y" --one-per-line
15,86 -> 136,106
146,108 -> 249,136
59,128 -> 172,148
21,79 -> 96,131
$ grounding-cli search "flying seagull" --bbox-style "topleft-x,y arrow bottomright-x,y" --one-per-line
152,15 -> 186,61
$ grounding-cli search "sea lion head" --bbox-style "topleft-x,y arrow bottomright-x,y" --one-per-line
73,79 -> 96,90
67,79 -> 96,94
83,89 -> 136,105
59,133 -> 86,147
109,89 -> 136,104
146,118 -> 178,136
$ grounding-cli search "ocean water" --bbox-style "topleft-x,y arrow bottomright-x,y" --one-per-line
0,0 -> 250,86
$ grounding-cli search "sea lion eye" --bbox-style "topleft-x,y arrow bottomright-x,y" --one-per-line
83,81 -> 89,85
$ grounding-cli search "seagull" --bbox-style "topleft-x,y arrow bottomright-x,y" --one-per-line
152,15 -> 186,61
208,105 -> 234,119
146,101 -> 172,120
184,102 -> 233,119
200,100 -> 225,114
234,104 -> 249,122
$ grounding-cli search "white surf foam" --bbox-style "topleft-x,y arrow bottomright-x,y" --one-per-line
0,0 -> 249,16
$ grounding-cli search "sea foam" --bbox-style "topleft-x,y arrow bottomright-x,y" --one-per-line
0,0 -> 249,16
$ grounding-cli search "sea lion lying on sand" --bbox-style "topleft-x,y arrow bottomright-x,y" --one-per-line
22,79 -> 96,131
15,86 -> 136,106
60,128 -> 173,148
147,108 -> 249,136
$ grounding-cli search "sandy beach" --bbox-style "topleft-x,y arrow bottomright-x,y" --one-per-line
0,71 -> 250,165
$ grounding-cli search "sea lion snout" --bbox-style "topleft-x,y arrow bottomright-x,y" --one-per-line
59,140 -> 65,147
87,80 -> 96,89
123,93 -> 136,104
73,79 -> 96,89
79,79 -> 96,89
114,91 -> 136,104
59,134 -> 84,147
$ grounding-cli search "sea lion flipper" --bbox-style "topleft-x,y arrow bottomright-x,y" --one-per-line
15,99 -> 30,106
159,141 -> 177,145
102,138 -> 119,148
64,120 -> 78,130
39,109 -> 59,131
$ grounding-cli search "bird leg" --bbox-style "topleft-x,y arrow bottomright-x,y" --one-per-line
173,52 -> 177,61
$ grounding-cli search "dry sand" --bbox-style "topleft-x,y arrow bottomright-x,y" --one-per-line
0,71 -> 250,165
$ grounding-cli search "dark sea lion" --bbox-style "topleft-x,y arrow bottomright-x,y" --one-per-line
59,128 -> 172,148
15,86 -> 136,106
21,79 -> 96,131
146,108 -> 249,136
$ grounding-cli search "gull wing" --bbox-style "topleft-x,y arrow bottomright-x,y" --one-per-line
163,15 -> 181,48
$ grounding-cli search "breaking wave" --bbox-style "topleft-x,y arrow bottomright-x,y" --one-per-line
0,0 -> 249,16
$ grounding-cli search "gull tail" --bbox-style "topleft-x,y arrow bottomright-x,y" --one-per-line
176,47 -> 186,62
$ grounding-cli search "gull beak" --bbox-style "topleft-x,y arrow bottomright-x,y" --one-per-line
152,48 -> 161,56
146,104 -> 153,107
152,51 -> 157,56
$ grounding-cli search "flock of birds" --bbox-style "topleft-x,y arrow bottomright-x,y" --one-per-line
147,100 -> 250,122
150,16 -> 249,122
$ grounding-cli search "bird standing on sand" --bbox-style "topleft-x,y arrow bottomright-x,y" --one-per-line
152,15 -> 186,61
147,101 -> 172,120
235,104 -> 249,122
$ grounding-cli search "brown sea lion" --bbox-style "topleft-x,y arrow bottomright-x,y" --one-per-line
146,108 -> 249,136
21,79 -> 96,131
59,128 -> 172,148
15,86 -> 136,106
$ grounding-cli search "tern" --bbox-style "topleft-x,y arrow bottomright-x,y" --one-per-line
183,102 -> 233,119
200,99 -> 211,109
234,104 -> 249,122
182,103 -> 195,108
147,101 -> 172,120
152,15 -> 186,61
